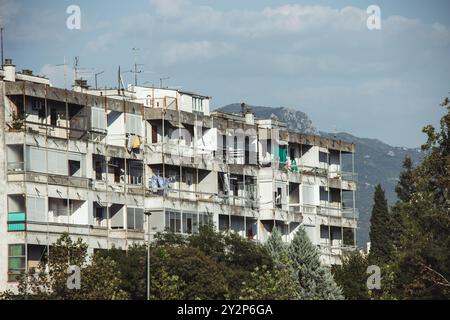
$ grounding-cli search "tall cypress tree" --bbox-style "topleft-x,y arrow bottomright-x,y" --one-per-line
390,156 -> 415,252
395,156 -> 415,202
368,184 -> 392,264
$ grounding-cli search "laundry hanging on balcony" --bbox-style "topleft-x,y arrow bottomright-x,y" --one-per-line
127,134 -> 141,153
149,175 -> 174,193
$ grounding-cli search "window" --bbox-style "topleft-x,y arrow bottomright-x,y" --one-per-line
182,212 -> 198,234
69,160 -> 81,177
290,147 -> 295,161
302,185 -> 315,205
25,146 -> 46,173
47,150 -> 67,176
222,135 -> 227,163
319,151 -> 328,163
126,114 -> 142,136
127,207 -> 144,230
94,158 -> 105,181
165,211 -> 181,233
193,97 -> 203,112
7,212 -> 26,231
95,207 -> 105,225
8,244 -> 25,282
234,136 -> 238,162
33,100 -> 46,120
128,161 -> 143,185
26,196 -> 45,223
245,136 -> 250,164
91,107 -> 106,132
274,187 -> 282,208
151,125 -> 158,143
320,225 -> 330,239
198,213 -> 211,228
50,108 -> 57,126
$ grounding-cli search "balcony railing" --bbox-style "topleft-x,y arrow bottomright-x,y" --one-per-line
342,208 -> 359,219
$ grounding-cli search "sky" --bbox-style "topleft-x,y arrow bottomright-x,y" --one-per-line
1,0 -> 449,147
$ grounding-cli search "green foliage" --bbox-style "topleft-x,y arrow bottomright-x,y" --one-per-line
151,245 -> 229,300
11,111 -> 27,130
2,233 -> 127,300
188,224 -> 227,262
265,228 -> 288,266
239,257 -> 300,300
188,224 -> 273,299
150,268 -> 185,300
288,228 -> 344,300
395,156 -> 416,202
96,244 -> 147,300
387,97 -> 450,299
368,184 -> 393,265
332,252 -> 370,300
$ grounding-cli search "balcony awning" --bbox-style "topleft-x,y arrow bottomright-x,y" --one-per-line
167,120 -> 185,128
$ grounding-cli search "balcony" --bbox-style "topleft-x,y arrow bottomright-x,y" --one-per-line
342,208 -> 359,219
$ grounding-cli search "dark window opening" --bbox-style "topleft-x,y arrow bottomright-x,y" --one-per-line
50,108 -> 57,126
245,136 -> 250,164
68,160 -> 81,177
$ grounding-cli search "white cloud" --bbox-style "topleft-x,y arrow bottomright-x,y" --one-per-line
39,64 -> 74,89
7,1 -> 450,146
0,0 -> 20,26
150,0 -> 190,18
159,40 -> 236,65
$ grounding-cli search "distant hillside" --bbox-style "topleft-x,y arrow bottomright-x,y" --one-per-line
217,103 -> 317,135
217,104 -> 423,247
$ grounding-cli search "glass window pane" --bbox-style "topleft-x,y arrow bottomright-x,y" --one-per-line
127,208 -> 135,229
9,257 -> 25,270
135,209 -> 144,230
9,244 -> 25,256
165,211 -> 170,230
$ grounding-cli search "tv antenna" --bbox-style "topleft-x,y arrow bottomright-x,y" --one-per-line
0,26 -> 4,67
160,76 -> 170,88
55,56 -> 68,89
94,71 -> 104,89
73,56 -> 95,85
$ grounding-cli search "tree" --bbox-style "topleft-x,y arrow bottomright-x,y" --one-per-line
239,256 -> 300,300
288,228 -> 344,300
2,233 -> 127,300
96,244 -> 147,300
332,252 -> 370,300
390,157 -> 416,252
151,245 -> 229,300
395,156 -> 416,202
368,184 -> 393,265
188,224 -> 273,299
389,96 -> 450,299
150,268 -> 185,300
265,228 -> 287,266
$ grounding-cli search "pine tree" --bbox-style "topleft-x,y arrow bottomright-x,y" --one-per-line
288,228 -> 344,300
265,228 -> 287,266
368,184 -> 392,265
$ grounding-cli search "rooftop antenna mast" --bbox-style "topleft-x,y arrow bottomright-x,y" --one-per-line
56,56 -> 68,89
1,26 -> 4,68
160,76 -> 170,88
118,66 -> 126,95
74,56 -> 79,81
95,71 -> 104,89
132,47 -> 144,86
